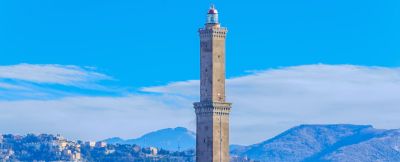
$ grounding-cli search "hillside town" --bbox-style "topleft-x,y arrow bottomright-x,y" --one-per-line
0,133 -> 195,161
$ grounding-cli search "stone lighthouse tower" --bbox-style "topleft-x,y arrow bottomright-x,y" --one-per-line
194,4 -> 231,162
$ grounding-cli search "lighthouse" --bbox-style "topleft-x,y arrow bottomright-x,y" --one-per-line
194,4 -> 231,162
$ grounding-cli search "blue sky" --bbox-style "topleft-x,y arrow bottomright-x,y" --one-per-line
0,1 -> 400,145
1,0 -> 399,87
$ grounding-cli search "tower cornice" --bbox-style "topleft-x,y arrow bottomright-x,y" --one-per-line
193,102 -> 232,116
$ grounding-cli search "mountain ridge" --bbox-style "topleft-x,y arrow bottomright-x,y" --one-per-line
103,127 -> 195,151
231,124 -> 400,162
103,124 -> 400,161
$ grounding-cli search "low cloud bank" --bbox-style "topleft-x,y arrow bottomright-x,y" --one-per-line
1,64 -> 400,144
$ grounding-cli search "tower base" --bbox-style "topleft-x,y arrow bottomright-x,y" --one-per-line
194,102 -> 231,162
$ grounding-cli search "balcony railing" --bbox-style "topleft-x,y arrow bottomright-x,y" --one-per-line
199,27 -> 228,31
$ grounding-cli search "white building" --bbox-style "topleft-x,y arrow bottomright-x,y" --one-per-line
85,141 -> 96,148
149,147 -> 158,156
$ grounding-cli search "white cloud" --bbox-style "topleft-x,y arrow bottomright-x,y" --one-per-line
1,64 -> 400,145
0,64 -> 113,99
0,64 -> 111,86
0,95 -> 194,141
141,80 -> 199,98
141,64 -> 400,144
0,82 -> 28,90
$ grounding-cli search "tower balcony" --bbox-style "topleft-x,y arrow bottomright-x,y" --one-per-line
193,102 -> 232,116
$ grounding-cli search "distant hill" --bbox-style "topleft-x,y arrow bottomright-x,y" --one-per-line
102,124 -> 400,161
314,129 -> 400,162
103,127 -> 195,151
231,124 -> 400,162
